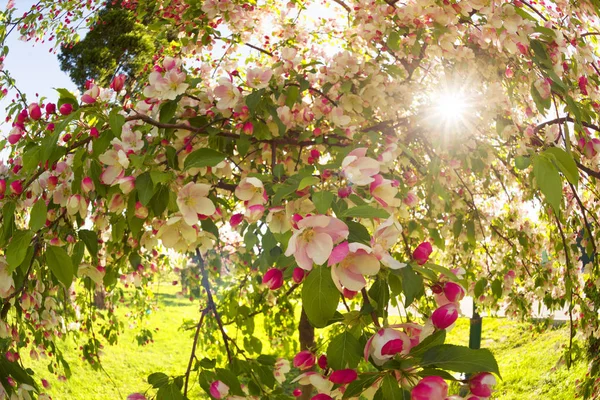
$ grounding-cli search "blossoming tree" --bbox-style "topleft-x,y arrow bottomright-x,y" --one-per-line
2,0 -> 600,399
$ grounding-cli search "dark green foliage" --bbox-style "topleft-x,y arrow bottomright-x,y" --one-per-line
58,5 -> 163,90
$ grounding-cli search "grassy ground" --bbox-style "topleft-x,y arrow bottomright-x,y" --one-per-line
446,318 -> 587,400
21,285 -> 587,399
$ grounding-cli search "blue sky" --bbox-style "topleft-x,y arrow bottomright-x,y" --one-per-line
1,0 -> 76,112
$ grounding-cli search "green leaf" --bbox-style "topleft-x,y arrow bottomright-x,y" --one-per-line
29,200 -> 47,231
368,278 -> 390,317
148,372 -> 170,388
387,31 -> 401,51
298,176 -> 320,191
421,344 -> 500,376
285,85 -> 300,108
515,156 -> 530,170
302,265 -> 340,328
109,110 -> 126,137
342,374 -> 380,399
327,331 -> 363,370
246,89 -> 264,112
22,146 -> 41,172
46,246 -> 74,287
79,230 -> 99,258
346,220 -> 371,245
543,147 -> 578,186
492,279 -> 503,299
313,191 -> 334,214
183,148 -> 227,170
532,155 -> 562,212
381,374 -> 404,400
341,205 -> 390,219
156,383 -> 185,400
159,100 -> 178,123
215,368 -> 245,396
398,266 -> 423,307
71,241 -> 85,268
136,172 -> 155,206
474,278 -> 487,298
151,185 -> 170,216
410,330 -> 446,358
6,230 -> 34,272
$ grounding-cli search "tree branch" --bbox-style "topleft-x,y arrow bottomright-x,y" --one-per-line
184,308 -> 208,396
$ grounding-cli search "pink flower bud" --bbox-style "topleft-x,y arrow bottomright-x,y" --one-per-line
338,187 -> 352,198
242,121 -> 254,135
135,201 -> 149,219
81,177 -> 95,193
16,109 -> 28,124
293,389 -> 302,397
328,369 -> 357,384
7,132 -> 21,144
293,350 -> 316,370
230,213 -> 244,227
209,381 -> 229,399
111,74 -> 126,92
443,282 -> 465,303
90,127 -> 100,138
47,176 -> 58,189
46,103 -> 56,115
28,103 -> 42,120
469,372 -> 496,397
41,379 -> 51,389
411,376 -> 448,400
311,394 -> 333,400
431,303 -> 458,330
10,180 -> 23,195
0,179 -> 6,194
262,268 -> 284,290
47,123 -> 55,131
126,394 -> 146,400
343,288 -> 357,299
412,242 -> 432,265
59,103 -> 73,115
317,354 -> 327,369
292,267 -> 307,284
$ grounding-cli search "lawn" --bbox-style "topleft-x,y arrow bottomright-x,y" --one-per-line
22,285 -> 587,399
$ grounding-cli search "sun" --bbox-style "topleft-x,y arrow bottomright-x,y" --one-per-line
434,92 -> 469,122
426,87 -> 477,140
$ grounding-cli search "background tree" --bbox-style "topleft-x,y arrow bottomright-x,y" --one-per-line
57,3 -> 165,90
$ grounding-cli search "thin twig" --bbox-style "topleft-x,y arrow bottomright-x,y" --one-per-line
184,308 -> 208,396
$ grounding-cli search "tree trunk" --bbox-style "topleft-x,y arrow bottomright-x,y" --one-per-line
93,289 -> 106,309
298,309 -> 315,400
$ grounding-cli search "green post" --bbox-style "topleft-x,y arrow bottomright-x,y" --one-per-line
469,300 -> 482,350
461,300 -> 483,396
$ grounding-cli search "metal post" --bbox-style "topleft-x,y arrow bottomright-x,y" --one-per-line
460,299 -> 483,396
469,300 -> 482,350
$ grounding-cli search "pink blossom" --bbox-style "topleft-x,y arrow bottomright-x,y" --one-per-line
214,77 -> 240,110
341,148 -> 380,185
135,202 -> 149,219
293,350 -> 316,370
411,376 -> 448,400
235,177 -> 266,206
329,242 -> 380,292
311,395 -> 333,400
443,282 -> 465,303
370,174 -> 400,208
579,76 -> 588,95
82,84 -> 99,104
364,328 -> 410,365
412,242 -> 432,265
176,182 -> 216,226
285,215 -> 349,271
328,369 -> 357,384
242,121 -> 254,135
262,268 -> 284,290
244,204 -> 265,223
0,179 -> 5,195
470,372 -> 496,397
246,67 -> 273,89
81,177 -> 95,193
209,380 -> 229,399
431,303 -> 458,330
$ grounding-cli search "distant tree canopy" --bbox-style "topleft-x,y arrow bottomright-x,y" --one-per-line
58,5 -> 162,90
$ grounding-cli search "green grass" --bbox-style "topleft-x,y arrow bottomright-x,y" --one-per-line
22,287 -> 587,399
446,318 -> 587,400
